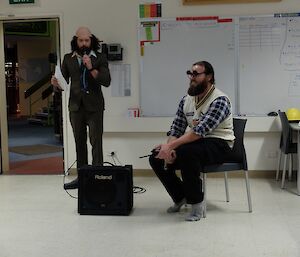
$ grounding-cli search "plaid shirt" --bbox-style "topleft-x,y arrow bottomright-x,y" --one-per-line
167,95 -> 231,138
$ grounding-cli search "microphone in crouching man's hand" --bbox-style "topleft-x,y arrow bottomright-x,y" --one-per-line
139,148 -> 159,159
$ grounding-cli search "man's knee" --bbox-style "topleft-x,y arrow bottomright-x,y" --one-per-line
175,145 -> 203,171
176,144 -> 193,162
149,155 -> 161,167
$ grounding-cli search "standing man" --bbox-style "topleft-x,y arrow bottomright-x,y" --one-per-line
51,27 -> 111,189
149,61 -> 234,221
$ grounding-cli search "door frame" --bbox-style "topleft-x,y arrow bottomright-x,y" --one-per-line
0,14 -> 64,173
0,21 -> 6,174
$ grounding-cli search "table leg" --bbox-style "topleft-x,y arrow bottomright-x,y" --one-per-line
297,131 -> 300,195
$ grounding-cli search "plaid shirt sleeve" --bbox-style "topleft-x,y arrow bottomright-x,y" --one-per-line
167,96 -> 188,137
193,96 -> 231,137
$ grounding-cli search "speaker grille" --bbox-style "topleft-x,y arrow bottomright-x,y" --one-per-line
84,178 -> 116,206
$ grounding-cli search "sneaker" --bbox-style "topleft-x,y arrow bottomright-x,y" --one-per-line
185,202 -> 203,222
64,178 -> 78,190
167,198 -> 186,213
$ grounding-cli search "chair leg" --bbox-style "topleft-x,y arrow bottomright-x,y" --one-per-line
224,172 -> 229,202
288,154 -> 292,181
276,151 -> 282,181
281,154 -> 288,189
244,170 -> 252,213
203,173 -> 207,218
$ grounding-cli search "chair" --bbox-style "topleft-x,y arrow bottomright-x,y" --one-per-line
275,111 -> 297,188
200,118 -> 252,218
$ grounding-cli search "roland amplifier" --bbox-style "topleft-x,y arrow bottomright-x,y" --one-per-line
78,165 -> 133,215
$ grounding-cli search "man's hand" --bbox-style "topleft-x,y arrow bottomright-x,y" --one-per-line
156,143 -> 174,161
165,150 -> 176,164
51,76 -> 63,91
82,54 -> 92,70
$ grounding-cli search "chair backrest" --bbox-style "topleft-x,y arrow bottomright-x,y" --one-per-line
225,118 -> 248,170
278,111 -> 294,154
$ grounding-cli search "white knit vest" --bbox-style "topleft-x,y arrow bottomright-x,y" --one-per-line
183,86 -> 235,143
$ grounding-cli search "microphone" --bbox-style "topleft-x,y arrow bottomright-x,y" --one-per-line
139,154 -> 152,159
82,48 -> 88,66
79,47 -> 89,62
139,149 -> 159,159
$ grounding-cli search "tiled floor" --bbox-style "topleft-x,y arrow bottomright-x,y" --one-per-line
7,117 -> 63,174
9,156 -> 64,174
0,175 -> 299,257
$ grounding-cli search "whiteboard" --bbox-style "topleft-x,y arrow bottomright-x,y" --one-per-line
239,15 -> 300,115
139,18 -> 236,117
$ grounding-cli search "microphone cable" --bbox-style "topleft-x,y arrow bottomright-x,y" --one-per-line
63,159 -> 78,199
133,186 -> 146,194
107,155 -> 147,194
82,67 -> 88,92
81,50 -> 89,93
63,158 -> 147,198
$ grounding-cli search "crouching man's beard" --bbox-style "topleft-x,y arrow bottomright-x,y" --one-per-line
188,81 -> 207,96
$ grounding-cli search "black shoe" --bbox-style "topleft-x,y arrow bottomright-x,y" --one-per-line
64,178 -> 79,190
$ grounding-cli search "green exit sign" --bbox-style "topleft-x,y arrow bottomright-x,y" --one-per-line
9,0 -> 35,4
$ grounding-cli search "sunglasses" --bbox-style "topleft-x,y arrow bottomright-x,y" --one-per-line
186,70 -> 206,78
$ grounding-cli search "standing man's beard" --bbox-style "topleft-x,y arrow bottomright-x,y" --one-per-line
188,81 -> 208,96
77,46 -> 92,56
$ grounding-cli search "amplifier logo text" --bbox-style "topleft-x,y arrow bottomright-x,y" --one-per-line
95,175 -> 113,180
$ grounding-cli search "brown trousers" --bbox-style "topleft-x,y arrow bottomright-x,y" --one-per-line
69,107 -> 103,168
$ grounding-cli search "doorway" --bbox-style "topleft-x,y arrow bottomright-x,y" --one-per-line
1,18 -> 63,174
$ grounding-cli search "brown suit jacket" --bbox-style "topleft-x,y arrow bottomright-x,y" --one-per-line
61,52 -> 111,112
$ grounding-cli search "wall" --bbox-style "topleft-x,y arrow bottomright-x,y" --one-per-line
0,0 -> 298,171
17,38 -> 52,116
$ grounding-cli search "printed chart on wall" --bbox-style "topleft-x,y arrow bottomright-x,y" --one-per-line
239,14 -> 300,115
139,3 -> 161,18
139,17 -> 236,116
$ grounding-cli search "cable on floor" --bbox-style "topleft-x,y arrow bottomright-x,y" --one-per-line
108,154 -> 146,194
63,159 -> 78,199
63,156 -> 147,198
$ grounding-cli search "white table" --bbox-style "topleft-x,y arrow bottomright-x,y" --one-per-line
289,123 -> 300,195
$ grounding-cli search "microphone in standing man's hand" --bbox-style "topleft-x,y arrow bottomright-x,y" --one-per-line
82,47 -> 91,67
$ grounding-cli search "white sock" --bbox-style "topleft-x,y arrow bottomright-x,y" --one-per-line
185,202 -> 203,221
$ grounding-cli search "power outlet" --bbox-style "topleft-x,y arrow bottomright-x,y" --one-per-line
106,151 -> 117,157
